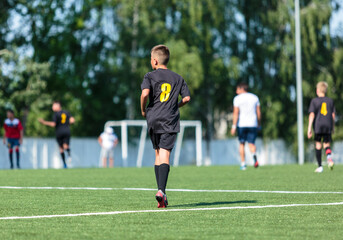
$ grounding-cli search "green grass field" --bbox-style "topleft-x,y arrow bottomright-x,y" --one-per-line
0,164 -> 343,239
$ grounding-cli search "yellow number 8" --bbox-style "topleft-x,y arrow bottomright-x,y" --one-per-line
61,113 -> 67,124
160,83 -> 171,102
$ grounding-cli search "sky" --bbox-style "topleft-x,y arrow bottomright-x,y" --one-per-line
330,3 -> 343,36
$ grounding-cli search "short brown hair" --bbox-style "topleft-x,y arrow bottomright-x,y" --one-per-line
237,82 -> 249,92
151,45 -> 170,65
316,81 -> 328,94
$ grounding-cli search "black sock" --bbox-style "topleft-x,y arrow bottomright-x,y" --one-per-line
60,152 -> 66,165
66,148 -> 71,157
16,150 -> 20,168
253,154 -> 257,163
154,165 -> 160,189
315,149 -> 322,167
9,151 -> 13,168
158,164 -> 170,194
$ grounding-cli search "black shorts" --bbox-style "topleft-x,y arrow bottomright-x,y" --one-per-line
56,133 -> 71,148
149,130 -> 177,150
314,133 -> 332,143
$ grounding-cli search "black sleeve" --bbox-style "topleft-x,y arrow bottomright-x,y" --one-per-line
180,78 -> 190,98
308,99 -> 316,113
52,113 -> 58,123
141,73 -> 151,90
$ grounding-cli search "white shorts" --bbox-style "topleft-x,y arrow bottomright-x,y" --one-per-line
101,148 -> 114,159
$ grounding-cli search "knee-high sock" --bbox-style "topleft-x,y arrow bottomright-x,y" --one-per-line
9,149 -> 13,168
154,165 -> 160,189
158,164 -> 170,194
15,148 -> 20,167
315,149 -> 322,167
253,153 -> 257,163
66,148 -> 71,157
60,152 -> 66,165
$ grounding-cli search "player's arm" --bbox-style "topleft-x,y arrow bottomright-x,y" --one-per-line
140,89 -> 150,118
307,112 -> 315,139
19,129 -> 24,144
256,105 -> 261,127
69,117 -> 75,124
231,107 -> 239,136
38,118 -> 56,128
332,112 -> 335,133
178,96 -> 190,108
98,136 -> 102,146
3,125 -> 6,145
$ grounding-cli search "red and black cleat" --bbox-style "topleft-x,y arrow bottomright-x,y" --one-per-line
254,160 -> 259,168
155,190 -> 166,208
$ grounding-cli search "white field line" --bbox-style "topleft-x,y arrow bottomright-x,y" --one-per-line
1,202 -> 343,220
0,186 -> 343,194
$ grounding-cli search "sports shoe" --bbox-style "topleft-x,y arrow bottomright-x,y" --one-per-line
63,163 -> 68,169
328,159 -> 334,170
164,193 -> 168,206
240,165 -> 247,171
254,160 -> 259,168
314,166 -> 323,173
155,190 -> 166,208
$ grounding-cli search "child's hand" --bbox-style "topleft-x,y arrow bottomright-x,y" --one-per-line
307,129 -> 312,139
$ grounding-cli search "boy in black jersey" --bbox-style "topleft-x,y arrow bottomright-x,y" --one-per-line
140,45 -> 190,208
307,82 -> 335,173
39,101 -> 75,168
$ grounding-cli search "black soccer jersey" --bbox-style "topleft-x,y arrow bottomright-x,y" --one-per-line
141,68 -> 190,133
53,110 -> 72,136
308,97 -> 335,134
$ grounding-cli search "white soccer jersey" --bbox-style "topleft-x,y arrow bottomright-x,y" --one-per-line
233,92 -> 260,127
100,132 -> 118,150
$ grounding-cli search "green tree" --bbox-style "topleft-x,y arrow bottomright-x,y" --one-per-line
0,49 -> 52,136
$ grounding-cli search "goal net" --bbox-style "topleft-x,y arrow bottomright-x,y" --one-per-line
104,120 -> 203,167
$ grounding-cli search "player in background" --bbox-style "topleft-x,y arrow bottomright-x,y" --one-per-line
3,109 -> 24,169
98,127 -> 118,168
39,101 -> 75,168
140,45 -> 190,208
307,81 -> 335,173
230,82 -> 261,170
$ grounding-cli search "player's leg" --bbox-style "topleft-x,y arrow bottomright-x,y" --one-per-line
157,148 -> 171,193
63,135 -> 72,164
154,149 -> 160,191
237,128 -> 247,170
15,144 -> 20,169
59,146 -> 67,168
247,128 -> 258,168
56,136 -> 67,168
101,148 -> 107,167
239,143 -> 246,170
109,149 -> 114,168
63,142 -> 71,157
248,143 -> 258,167
8,147 -> 14,169
155,148 -> 170,208
7,139 -> 14,169
155,133 -> 176,207
314,136 -> 323,172
150,130 -> 161,190
323,134 -> 333,170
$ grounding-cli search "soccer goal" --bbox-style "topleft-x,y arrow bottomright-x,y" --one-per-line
104,120 -> 203,167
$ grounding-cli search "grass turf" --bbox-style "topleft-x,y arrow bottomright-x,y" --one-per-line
0,164 -> 342,239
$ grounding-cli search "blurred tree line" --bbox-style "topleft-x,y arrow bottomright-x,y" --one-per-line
0,0 -> 342,148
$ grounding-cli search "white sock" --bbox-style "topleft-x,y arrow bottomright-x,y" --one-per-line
241,162 -> 246,167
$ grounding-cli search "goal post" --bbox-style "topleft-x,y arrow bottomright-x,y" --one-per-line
104,120 -> 203,167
